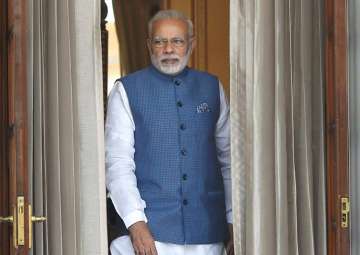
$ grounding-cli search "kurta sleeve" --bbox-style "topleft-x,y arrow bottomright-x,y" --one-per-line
215,81 -> 232,223
105,81 -> 148,228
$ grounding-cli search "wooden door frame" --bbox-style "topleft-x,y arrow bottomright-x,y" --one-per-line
0,0 -> 352,254
0,0 -> 10,253
9,0 -> 30,253
324,0 -> 350,254
1,0 -> 29,254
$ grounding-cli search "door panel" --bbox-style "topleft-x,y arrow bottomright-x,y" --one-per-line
349,0 -> 360,254
1,0 -> 30,254
324,0 -> 350,254
0,0 -> 10,253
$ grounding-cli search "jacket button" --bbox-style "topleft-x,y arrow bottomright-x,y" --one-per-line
183,199 -> 188,205
182,174 -> 187,180
180,124 -> 186,130
174,79 -> 181,86
181,149 -> 187,156
177,101 -> 183,107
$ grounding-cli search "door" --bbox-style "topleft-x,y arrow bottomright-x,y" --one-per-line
324,0 -> 350,254
349,0 -> 360,254
0,0 -> 10,253
0,1 -> 45,254
0,0 -> 29,254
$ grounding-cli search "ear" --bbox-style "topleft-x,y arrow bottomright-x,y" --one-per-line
147,39 -> 153,54
190,37 -> 196,51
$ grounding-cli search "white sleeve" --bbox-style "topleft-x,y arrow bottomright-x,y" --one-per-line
216,81 -> 232,224
105,80 -> 148,228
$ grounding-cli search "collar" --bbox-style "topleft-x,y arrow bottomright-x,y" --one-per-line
149,64 -> 189,82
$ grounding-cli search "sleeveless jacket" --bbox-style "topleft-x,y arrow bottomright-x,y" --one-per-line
121,65 -> 228,244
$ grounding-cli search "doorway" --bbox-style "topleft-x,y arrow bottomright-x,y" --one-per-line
0,0 -> 353,254
104,0 -> 230,249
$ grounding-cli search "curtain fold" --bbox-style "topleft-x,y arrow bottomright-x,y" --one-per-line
27,0 -> 108,254
230,0 -> 326,254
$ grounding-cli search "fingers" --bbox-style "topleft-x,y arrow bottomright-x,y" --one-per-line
225,241 -> 234,255
132,240 -> 157,255
133,248 -> 157,255
129,222 -> 158,255
133,246 -> 154,255
130,235 -> 157,255
132,241 -> 144,255
226,223 -> 234,255
150,243 -> 158,255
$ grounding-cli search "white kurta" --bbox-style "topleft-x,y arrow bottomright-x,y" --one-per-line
110,235 -> 225,255
105,80 -> 231,255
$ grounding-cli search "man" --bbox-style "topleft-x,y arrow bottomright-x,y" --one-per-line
105,10 -> 233,255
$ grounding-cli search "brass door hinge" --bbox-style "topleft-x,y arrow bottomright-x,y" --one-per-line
341,197 -> 350,228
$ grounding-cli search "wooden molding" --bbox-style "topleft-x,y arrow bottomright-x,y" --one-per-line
7,0 -> 29,253
0,0 -> 10,253
324,0 -> 350,254
191,0 -> 207,71
101,0 -> 108,119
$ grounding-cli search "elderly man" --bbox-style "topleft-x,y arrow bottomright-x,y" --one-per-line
105,10 -> 233,255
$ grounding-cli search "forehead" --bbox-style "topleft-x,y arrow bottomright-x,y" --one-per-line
151,18 -> 188,38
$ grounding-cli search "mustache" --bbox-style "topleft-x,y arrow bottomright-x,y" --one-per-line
158,54 -> 181,62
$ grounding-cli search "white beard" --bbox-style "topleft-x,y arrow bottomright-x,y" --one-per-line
150,47 -> 192,75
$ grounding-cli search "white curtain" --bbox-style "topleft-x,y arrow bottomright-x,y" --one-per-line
349,0 -> 360,254
229,0 -> 326,254
27,0 -> 108,254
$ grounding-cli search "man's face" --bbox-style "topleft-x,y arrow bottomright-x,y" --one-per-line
148,18 -> 194,75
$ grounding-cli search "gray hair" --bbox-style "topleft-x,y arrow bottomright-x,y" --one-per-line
148,10 -> 194,38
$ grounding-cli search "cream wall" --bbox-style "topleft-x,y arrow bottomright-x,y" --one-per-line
107,22 -> 121,94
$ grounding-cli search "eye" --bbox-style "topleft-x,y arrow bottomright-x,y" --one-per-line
152,39 -> 164,47
171,38 -> 186,47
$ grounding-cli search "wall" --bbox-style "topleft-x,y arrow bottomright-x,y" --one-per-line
162,0 -> 230,94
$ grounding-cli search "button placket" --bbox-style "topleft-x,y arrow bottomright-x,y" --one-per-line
174,78 -> 189,212
173,78 -> 182,86
182,174 -> 187,181
180,148 -> 187,156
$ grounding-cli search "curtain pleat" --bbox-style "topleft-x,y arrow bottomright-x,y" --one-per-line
250,1 -> 276,254
230,0 -> 326,254
56,0 -> 78,254
28,0 -> 107,254
33,0 -> 47,254
45,0 -> 65,253
274,1 -> 290,254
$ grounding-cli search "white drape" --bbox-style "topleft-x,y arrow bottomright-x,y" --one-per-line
349,0 -> 360,254
27,0 -> 108,254
230,0 -> 326,254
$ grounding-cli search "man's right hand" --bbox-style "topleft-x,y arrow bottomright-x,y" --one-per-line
128,221 -> 158,255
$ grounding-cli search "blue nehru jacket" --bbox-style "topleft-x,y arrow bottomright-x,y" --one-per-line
120,65 -> 229,244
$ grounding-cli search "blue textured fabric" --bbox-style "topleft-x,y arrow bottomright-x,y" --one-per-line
121,65 -> 228,244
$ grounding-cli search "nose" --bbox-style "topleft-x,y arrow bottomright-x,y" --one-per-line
163,41 -> 174,54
